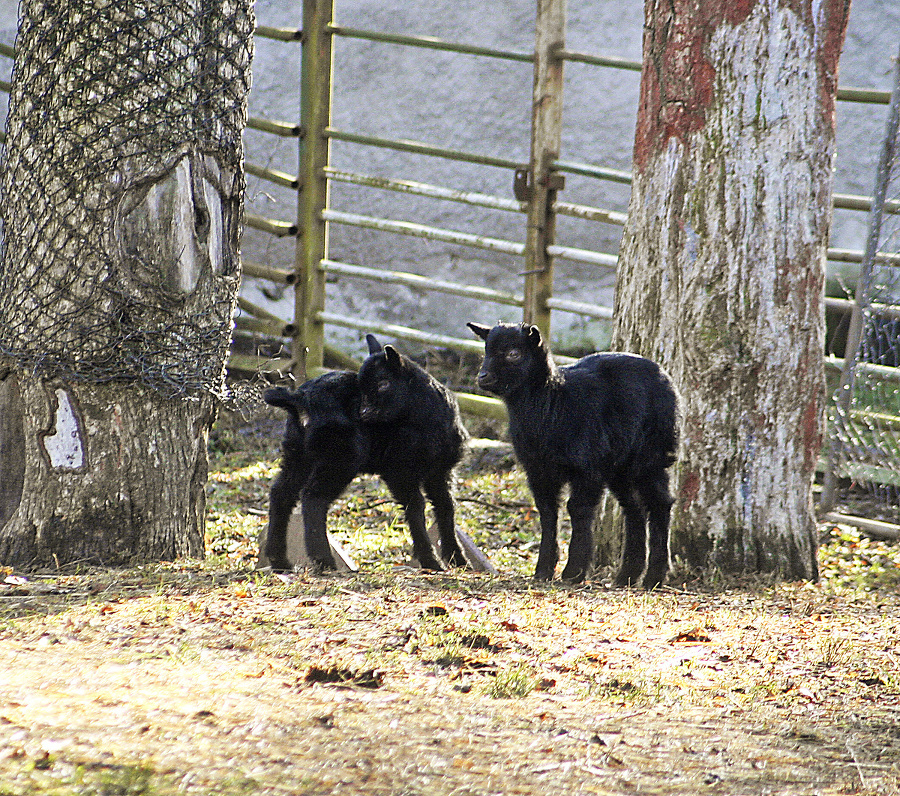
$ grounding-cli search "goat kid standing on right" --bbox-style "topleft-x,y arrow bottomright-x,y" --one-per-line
468,322 -> 678,588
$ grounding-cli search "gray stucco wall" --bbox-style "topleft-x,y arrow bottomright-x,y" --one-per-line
242,0 -> 644,354
2,1 -> 898,355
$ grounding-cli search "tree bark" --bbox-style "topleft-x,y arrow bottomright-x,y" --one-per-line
0,375 -> 211,566
599,0 -> 850,580
0,2 -> 254,569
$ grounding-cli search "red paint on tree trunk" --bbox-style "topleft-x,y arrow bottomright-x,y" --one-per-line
633,0 -> 759,171
815,0 -> 852,128
801,398 -> 822,472
679,470 -> 701,510
632,0 -> 850,170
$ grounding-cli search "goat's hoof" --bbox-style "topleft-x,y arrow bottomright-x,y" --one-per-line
419,557 -> 445,572
267,558 -> 294,573
311,557 -> 338,574
533,567 -> 554,582
642,572 -> 666,590
613,571 -> 641,588
444,549 -> 468,568
560,565 -> 588,584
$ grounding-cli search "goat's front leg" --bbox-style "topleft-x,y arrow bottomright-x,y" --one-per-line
383,473 -> 444,571
560,477 -> 603,583
423,473 -> 466,568
525,469 -> 562,581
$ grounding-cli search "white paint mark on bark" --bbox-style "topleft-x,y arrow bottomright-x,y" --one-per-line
42,389 -> 85,470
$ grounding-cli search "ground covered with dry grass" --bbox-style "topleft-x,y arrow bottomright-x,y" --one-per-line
0,415 -> 899,795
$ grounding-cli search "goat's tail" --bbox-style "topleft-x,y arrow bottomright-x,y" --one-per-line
656,384 -> 680,469
263,387 -> 305,420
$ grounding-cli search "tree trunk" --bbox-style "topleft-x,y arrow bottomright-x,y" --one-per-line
0,2 -> 254,569
599,0 -> 850,581
0,374 -> 211,566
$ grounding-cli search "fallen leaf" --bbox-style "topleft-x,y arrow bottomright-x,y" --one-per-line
305,666 -> 384,689
797,686 -> 818,702
670,628 -> 712,644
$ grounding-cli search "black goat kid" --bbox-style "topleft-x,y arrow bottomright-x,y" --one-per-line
468,322 -> 678,588
263,338 -> 468,573
357,334 -> 469,569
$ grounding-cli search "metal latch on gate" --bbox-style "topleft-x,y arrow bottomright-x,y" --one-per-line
513,167 -> 565,202
513,167 -> 532,202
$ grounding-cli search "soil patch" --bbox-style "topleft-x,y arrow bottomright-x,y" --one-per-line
1,568 -> 898,795
1,412 -> 898,795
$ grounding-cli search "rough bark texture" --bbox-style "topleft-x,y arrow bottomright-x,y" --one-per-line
0,2 -> 254,569
600,0 -> 850,580
0,375 -> 211,567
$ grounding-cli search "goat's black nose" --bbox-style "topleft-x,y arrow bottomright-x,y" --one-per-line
476,370 -> 496,388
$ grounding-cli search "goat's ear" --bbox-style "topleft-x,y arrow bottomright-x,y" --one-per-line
383,345 -> 406,371
365,334 -> 382,355
467,322 -> 491,341
525,324 -> 543,348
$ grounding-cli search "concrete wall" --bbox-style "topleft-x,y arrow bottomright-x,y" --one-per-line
2,1 -> 898,355
242,0 -> 643,354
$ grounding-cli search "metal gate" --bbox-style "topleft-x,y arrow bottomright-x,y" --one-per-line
240,0 -> 636,417
822,45 -> 900,524
1,5 -> 896,427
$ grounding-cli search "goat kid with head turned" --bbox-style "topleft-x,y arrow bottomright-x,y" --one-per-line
263,335 -> 469,574
357,334 -> 469,571
467,322 -> 678,588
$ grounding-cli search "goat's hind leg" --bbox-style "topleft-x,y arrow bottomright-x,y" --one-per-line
560,478 -> 603,583
423,473 -> 466,568
265,462 -> 309,572
608,478 -> 648,587
638,469 -> 674,589
301,464 -> 356,572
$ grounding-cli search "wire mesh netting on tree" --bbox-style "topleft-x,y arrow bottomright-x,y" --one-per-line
827,52 -> 900,523
0,2 -> 254,398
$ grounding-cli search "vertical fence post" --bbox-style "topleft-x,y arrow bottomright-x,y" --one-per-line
294,0 -> 334,379
821,47 -> 900,511
522,0 -> 566,338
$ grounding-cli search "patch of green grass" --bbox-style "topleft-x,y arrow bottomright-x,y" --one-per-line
486,663 -> 538,699
205,450 -> 277,566
819,524 -> 900,593
0,760 -> 187,796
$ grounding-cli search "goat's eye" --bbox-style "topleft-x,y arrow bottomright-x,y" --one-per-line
505,349 -> 523,363
377,380 -> 391,394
